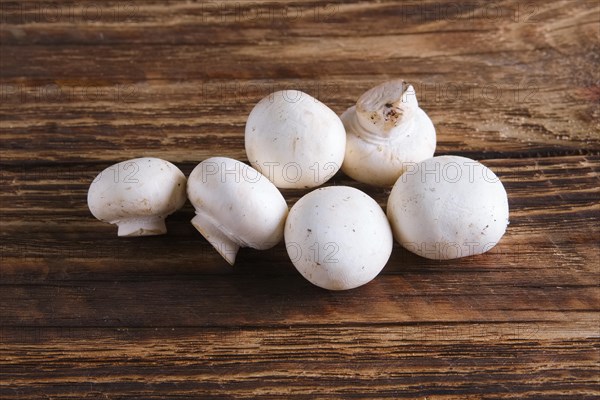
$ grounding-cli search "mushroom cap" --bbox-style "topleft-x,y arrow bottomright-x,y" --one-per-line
187,157 -> 289,259
245,90 -> 346,189
341,80 -> 436,187
342,106 -> 435,186
284,186 -> 393,290
87,157 -> 187,227
387,155 -> 510,260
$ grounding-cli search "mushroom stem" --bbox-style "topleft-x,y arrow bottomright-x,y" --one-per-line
116,216 -> 167,237
354,81 -> 418,142
347,108 -> 415,145
191,211 -> 240,266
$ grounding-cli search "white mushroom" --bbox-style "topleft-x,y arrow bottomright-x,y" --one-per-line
341,80 -> 436,186
387,155 -> 509,260
245,90 -> 346,189
187,157 -> 288,265
88,157 -> 187,236
285,186 -> 393,290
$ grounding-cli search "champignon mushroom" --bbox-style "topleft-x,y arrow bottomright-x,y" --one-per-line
387,155 -> 509,260
245,90 -> 346,189
341,80 -> 436,186
285,186 -> 393,290
87,157 -> 187,236
187,157 -> 289,265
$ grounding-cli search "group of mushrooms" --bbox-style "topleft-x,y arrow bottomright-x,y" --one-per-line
88,80 -> 510,290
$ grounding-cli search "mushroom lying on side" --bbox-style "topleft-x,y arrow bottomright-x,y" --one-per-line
285,186 -> 393,290
245,90 -> 346,189
341,80 -> 436,186
88,157 -> 187,236
387,155 -> 509,260
187,157 -> 289,265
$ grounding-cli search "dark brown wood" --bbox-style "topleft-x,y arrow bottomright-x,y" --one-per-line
1,0 -> 599,398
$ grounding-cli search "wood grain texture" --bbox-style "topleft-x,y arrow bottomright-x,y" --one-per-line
1,0 -> 599,398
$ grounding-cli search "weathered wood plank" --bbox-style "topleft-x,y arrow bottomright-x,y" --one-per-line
1,2 -> 598,163
1,326 -> 598,399
0,0 -> 598,398
1,275 -> 597,327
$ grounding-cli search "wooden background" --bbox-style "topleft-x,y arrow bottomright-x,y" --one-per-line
1,0 -> 599,398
